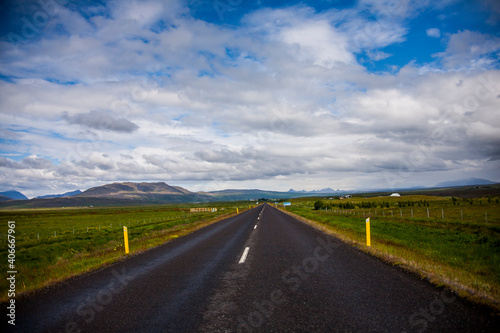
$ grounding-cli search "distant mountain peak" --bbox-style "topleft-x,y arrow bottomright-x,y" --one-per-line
0,190 -> 28,200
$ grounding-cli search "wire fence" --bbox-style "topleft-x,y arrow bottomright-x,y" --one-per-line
0,211 -> 226,244
313,206 -> 497,224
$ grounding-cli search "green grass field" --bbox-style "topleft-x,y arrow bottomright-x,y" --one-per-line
285,195 -> 500,309
0,202 -> 250,300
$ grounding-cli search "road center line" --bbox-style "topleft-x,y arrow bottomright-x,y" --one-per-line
254,225 -> 257,229
238,247 -> 250,264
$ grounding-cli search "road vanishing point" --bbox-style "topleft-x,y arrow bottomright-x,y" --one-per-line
11,204 -> 499,332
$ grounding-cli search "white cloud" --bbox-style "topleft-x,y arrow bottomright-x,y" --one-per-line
426,28 -> 441,38
280,20 -> 355,68
435,30 -> 500,70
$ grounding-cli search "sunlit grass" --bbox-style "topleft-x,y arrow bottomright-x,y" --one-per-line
0,203 -> 247,300
285,195 -> 500,310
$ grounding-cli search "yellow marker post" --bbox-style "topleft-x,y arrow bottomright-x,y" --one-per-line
237,207 -> 239,214
123,226 -> 130,254
366,217 -> 371,247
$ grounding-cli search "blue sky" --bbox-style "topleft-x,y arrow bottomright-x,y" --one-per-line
0,0 -> 499,197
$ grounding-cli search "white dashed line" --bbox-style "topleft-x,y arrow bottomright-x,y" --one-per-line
254,225 -> 257,229
238,247 -> 250,264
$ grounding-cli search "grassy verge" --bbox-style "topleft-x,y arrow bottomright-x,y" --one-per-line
281,195 -> 500,311
0,203 -> 246,301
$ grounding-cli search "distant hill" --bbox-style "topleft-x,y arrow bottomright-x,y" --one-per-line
78,182 -> 192,198
36,190 -> 82,199
0,182 -> 214,208
0,190 -> 28,200
435,178 -> 496,188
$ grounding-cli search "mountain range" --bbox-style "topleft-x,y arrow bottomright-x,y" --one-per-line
434,177 -> 496,188
288,188 -> 341,193
0,177 -> 498,208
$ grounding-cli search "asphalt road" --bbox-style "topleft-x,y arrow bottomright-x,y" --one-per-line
9,204 -> 499,332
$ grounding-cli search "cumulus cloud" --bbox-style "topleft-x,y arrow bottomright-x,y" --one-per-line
0,155 -> 54,170
280,20 -> 355,68
435,30 -> 500,70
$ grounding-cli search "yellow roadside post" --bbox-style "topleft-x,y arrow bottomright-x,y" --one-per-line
366,217 -> 371,247
123,226 -> 130,254
237,207 -> 239,214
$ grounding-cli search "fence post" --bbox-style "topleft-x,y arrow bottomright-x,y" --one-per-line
427,208 -> 429,218
123,226 -> 129,254
442,209 -> 444,219
366,218 -> 371,247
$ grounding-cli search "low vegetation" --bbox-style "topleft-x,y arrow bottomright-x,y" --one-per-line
286,194 -> 500,310
0,202 -> 247,301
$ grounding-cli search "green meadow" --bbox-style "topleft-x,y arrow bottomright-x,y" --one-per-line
285,195 -> 500,310
0,202 -> 248,300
